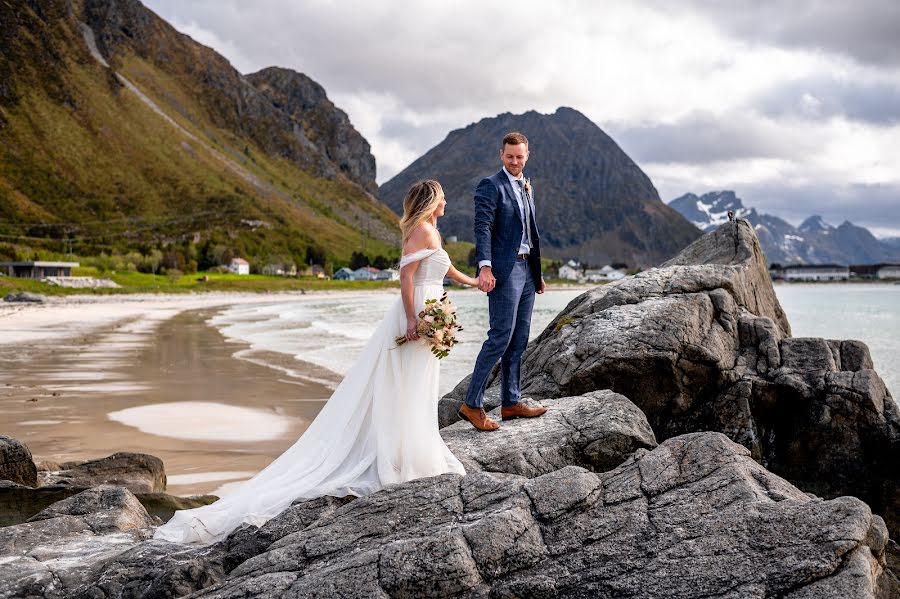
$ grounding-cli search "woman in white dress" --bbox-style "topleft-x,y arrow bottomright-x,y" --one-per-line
154,180 -> 479,544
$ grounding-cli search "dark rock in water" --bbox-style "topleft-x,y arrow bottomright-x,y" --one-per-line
151,433 -> 891,598
136,492 -> 219,523
442,390 -> 657,477
40,452 -> 167,493
0,481 -> 216,527
3,291 -> 45,303
0,480 -> 82,526
0,434 -> 38,486
443,219 -> 900,541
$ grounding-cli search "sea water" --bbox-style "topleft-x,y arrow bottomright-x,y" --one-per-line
209,283 -> 899,399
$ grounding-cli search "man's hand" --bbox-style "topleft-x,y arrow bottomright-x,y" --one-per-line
477,266 -> 496,292
536,277 -> 546,294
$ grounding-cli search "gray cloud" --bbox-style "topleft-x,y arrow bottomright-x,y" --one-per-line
653,0 -> 900,67
142,0 -> 900,235
752,75 -> 900,124
605,112 -> 791,164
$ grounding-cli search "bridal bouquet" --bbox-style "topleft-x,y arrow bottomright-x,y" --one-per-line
395,292 -> 463,359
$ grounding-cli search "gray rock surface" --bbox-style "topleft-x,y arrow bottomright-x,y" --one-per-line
0,486 -> 155,599
443,219 -> 900,541
111,433 -> 892,599
3,291 -> 45,302
39,452 -> 167,493
442,390 -> 657,477
0,434 -> 38,486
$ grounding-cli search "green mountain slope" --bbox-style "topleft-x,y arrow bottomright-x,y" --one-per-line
0,0 -> 399,269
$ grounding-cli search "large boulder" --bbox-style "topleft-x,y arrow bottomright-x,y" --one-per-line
0,486 -> 156,599
442,390 -> 657,477
133,433 -> 894,598
40,452 -> 167,493
444,219 -> 900,540
0,434 -> 38,486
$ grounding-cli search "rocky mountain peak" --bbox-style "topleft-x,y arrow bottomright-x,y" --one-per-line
245,67 -> 376,193
799,214 -> 834,233
380,107 -> 701,266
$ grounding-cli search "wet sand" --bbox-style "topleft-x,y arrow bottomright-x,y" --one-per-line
0,305 -> 343,497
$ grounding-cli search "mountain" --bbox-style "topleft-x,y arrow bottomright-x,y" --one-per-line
0,0 -> 399,266
379,107 -> 701,267
668,191 -> 900,265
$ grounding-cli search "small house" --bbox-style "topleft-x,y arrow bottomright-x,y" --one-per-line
374,268 -> 400,281
0,261 -> 79,279
558,264 -> 581,281
783,264 -> 849,281
333,267 -> 354,280
352,266 -> 380,281
229,258 -> 250,275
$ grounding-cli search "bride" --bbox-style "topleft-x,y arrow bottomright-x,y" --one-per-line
154,180 -> 479,544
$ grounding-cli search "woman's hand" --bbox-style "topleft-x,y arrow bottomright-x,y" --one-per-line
406,317 -> 419,342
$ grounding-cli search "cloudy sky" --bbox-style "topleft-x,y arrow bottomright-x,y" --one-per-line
143,0 -> 900,237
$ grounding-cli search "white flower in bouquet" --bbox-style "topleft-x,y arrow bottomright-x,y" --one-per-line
395,292 -> 463,359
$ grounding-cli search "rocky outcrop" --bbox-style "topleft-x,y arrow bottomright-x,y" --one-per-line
3,291 -> 46,303
442,391 -> 657,477
39,452 -> 166,493
246,67 -> 377,194
0,434 -> 38,486
444,219 -> 900,541
3,393 -> 898,597
0,486 -> 155,599
1,445 -> 215,526
76,433 -> 892,599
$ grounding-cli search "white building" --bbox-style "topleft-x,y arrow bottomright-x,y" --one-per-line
228,258 -> 250,275
558,264 -> 581,281
262,263 -> 296,276
876,265 -> 900,280
783,264 -> 849,281
352,266 -> 380,281
584,265 -> 626,282
374,268 -> 400,281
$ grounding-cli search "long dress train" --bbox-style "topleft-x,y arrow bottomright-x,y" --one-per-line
153,248 -> 465,544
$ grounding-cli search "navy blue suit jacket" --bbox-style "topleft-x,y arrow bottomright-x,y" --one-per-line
473,169 -> 542,285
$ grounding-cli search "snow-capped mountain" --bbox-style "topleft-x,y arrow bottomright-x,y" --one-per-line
668,191 -> 900,265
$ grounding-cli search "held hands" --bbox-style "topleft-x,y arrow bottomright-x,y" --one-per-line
477,266 -> 496,293
406,317 -> 419,342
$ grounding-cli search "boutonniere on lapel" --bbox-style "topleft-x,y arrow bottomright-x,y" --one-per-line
523,178 -> 533,196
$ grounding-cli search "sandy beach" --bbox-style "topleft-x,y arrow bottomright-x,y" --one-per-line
0,292 -> 381,497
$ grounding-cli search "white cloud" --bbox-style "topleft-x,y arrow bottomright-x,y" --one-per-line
142,0 -> 900,232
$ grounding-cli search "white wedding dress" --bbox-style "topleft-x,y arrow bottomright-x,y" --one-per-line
154,248 -> 466,544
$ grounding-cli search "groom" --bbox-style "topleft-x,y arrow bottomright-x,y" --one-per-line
459,132 -> 547,431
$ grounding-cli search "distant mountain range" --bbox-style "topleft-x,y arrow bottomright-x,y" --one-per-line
0,0 -> 398,265
380,107 -> 701,267
668,191 -> 900,265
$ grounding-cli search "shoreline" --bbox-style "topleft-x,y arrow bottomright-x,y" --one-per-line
0,304 -> 342,497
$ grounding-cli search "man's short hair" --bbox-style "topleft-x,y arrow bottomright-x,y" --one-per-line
502,132 -> 529,148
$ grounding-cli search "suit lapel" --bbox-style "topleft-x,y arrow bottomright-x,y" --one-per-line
497,169 -> 524,227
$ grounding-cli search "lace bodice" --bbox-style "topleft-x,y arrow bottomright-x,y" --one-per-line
399,248 -> 450,287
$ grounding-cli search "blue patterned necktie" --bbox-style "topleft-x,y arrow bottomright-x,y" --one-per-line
516,179 -> 533,249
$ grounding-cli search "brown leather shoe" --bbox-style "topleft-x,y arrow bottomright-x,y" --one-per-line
458,403 -> 499,431
501,402 -> 547,420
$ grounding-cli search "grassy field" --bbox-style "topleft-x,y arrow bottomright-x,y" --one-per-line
0,267 -> 401,296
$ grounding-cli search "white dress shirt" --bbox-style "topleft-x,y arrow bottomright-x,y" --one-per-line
478,167 -> 532,271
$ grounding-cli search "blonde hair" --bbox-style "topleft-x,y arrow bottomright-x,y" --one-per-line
399,180 -> 444,242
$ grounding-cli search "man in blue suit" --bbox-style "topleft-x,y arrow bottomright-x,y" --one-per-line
459,132 -> 548,431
